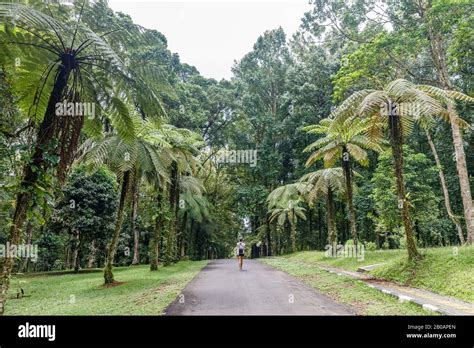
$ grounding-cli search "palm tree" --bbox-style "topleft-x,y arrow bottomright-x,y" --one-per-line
129,124 -> 188,266
162,127 -> 203,265
149,185 -> 165,272
267,183 -> 307,253
267,183 -> 306,208
81,116 -> 172,284
331,79 -> 462,260
0,2 -> 164,312
129,173 -> 140,265
268,199 -> 307,253
302,117 -> 384,247
300,168 -> 346,245
178,186 -> 210,257
147,125 -> 202,270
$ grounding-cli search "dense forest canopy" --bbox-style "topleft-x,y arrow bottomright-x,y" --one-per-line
0,0 -> 473,314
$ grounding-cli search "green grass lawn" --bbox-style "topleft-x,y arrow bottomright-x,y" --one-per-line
371,246 -> 474,302
277,248 -> 403,271
5,261 -> 208,315
265,245 -> 474,303
261,257 -> 434,315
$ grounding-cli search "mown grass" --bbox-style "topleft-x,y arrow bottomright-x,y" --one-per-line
277,248 -> 402,271
5,261 -> 208,315
371,246 -> 474,302
261,258 -> 434,315
265,245 -> 474,303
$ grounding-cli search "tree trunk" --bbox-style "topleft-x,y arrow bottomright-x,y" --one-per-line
0,62 -> 71,314
290,216 -> 296,253
130,175 -> 140,265
375,224 -> 380,249
271,223 -> 277,255
327,187 -> 337,245
72,229 -> 81,273
19,222 -> 33,273
190,218 -> 196,259
318,203 -> 323,249
446,104 -> 473,244
104,171 -> 130,284
150,216 -> 161,272
342,148 -> 358,247
423,7 -> 474,244
425,129 -> 465,244
180,211 -> 188,258
88,240 -> 97,268
266,216 -> 272,256
388,108 -> 420,260
150,188 -> 163,271
65,239 -> 71,270
165,162 -> 179,265
174,185 -> 180,262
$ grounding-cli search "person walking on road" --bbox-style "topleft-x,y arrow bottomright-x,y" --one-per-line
236,239 -> 245,270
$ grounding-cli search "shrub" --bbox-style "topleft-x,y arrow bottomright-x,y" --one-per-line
345,239 -> 354,246
365,241 -> 377,251
52,259 -> 64,271
399,235 -> 407,249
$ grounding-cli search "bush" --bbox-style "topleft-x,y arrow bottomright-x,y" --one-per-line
36,232 -> 65,271
52,259 -> 64,271
345,239 -> 354,246
399,235 -> 407,249
365,241 -> 377,251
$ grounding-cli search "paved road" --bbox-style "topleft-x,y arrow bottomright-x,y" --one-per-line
165,259 -> 353,315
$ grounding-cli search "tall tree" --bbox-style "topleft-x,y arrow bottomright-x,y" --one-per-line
303,117 -> 384,246
300,168 -> 346,245
269,199 -> 307,253
81,116 -> 172,284
332,79 -> 464,259
394,0 -> 474,243
0,1 -> 163,313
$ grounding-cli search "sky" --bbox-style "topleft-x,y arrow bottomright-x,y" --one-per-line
108,0 -> 311,80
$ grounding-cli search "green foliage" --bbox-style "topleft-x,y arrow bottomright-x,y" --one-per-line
370,146 -> 441,246
364,241 -> 376,252
36,232 -> 66,272
1,0 -> 472,284
49,165 -> 117,269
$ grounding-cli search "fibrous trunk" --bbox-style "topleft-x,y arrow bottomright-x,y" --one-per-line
131,174 -> 140,265
150,188 -> 163,271
0,62 -> 71,314
104,171 -> 130,284
290,217 -> 296,253
327,187 -> 337,245
342,148 -> 358,247
388,107 -> 420,260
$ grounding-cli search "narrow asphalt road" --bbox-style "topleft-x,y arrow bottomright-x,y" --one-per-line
165,259 -> 354,315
